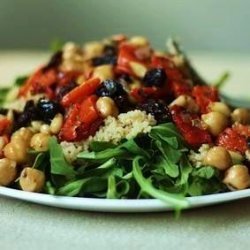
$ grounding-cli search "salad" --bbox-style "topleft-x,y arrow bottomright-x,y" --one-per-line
0,34 -> 250,210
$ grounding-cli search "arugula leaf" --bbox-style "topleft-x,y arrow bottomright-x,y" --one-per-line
214,71 -> 230,89
107,175 -> 117,199
80,177 -> 107,195
44,181 -> 56,195
78,147 -> 127,161
0,87 -> 11,106
90,141 -> 116,152
58,177 -> 107,197
155,140 -> 182,164
154,156 -> 179,178
14,75 -> 28,86
119,139 -> 150,159
193,166 -> 217,179
49,137 -> 76,177
150,123 -> 185,146
50,38 -> 64,52
179,155 -> 193,185
133,156 -> 189,209
57,179 -> 90,196
188,166 -> 224,196
32,152 -> 49,171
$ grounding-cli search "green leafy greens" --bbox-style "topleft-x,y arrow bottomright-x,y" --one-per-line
34,123 -> 224,211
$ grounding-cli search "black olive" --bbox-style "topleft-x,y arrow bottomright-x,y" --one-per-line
43,50 -> 63,72
96,80 -> 126,98
92,55 -> 117,66
0,108 -> 8,115
247,138 -> 250,148
13,101 -> 39,131
55,81 -> 77,101
37,99 -> 61,123
103,44 -> 117,56
113,95 -> 133,113
143,68 -> 167,87
118,74 -> 132,83
138,99 -> 172,123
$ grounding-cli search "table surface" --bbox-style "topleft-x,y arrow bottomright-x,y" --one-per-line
1,51 -> 250,250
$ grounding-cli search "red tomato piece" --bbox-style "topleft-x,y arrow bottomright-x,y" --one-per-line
216,128 -> 248,154
61,78 -> 101,107
171,106 -> 212,147
192,85 -> 219,114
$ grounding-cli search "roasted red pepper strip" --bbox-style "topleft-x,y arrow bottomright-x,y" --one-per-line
0,118 -> 11,136
116,43 -> 138,75
217,128 -> 248,154
60,95 -> 102,142
19,68 -> 57,97
59,104 -> 81,142
131,84 -> 173,102
79,95 -> 99,125
57,71 -> 82,86
171,106 -> 212,147
61,78 -> 100,107
192,85 -> 219,114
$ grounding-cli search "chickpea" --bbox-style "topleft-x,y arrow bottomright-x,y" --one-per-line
31,121 -> 43,133
7,110 -> 14,122
50,114 -> 63,135
4,140 -> 29,164
203,146 -> 232,170
229,150 -> 244,165
129,36 -> 149,47
0,158 -> 17,186
11,127 -> 33,146
201,111 -> 228,136
231,108 -> 250,124
223,164 -> 250,190
76,74 -> 86,85
83,41 -> 104,59
208,102 -> 231,117
92,65 -> 114,81
30,133 -> 50,152
96,97 -> 119,118
19,167 -> 45,192
129,62 -> 147,78
0,136 -> 7,152
40,124 -> 51,135
5,87 -> 19,102
169,95 -> 199,113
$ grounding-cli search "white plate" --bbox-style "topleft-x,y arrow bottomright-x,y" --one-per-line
1,186 -> 250,212
1,51 -> 250,213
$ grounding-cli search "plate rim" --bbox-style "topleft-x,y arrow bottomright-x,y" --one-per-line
0,186 -> 250,212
